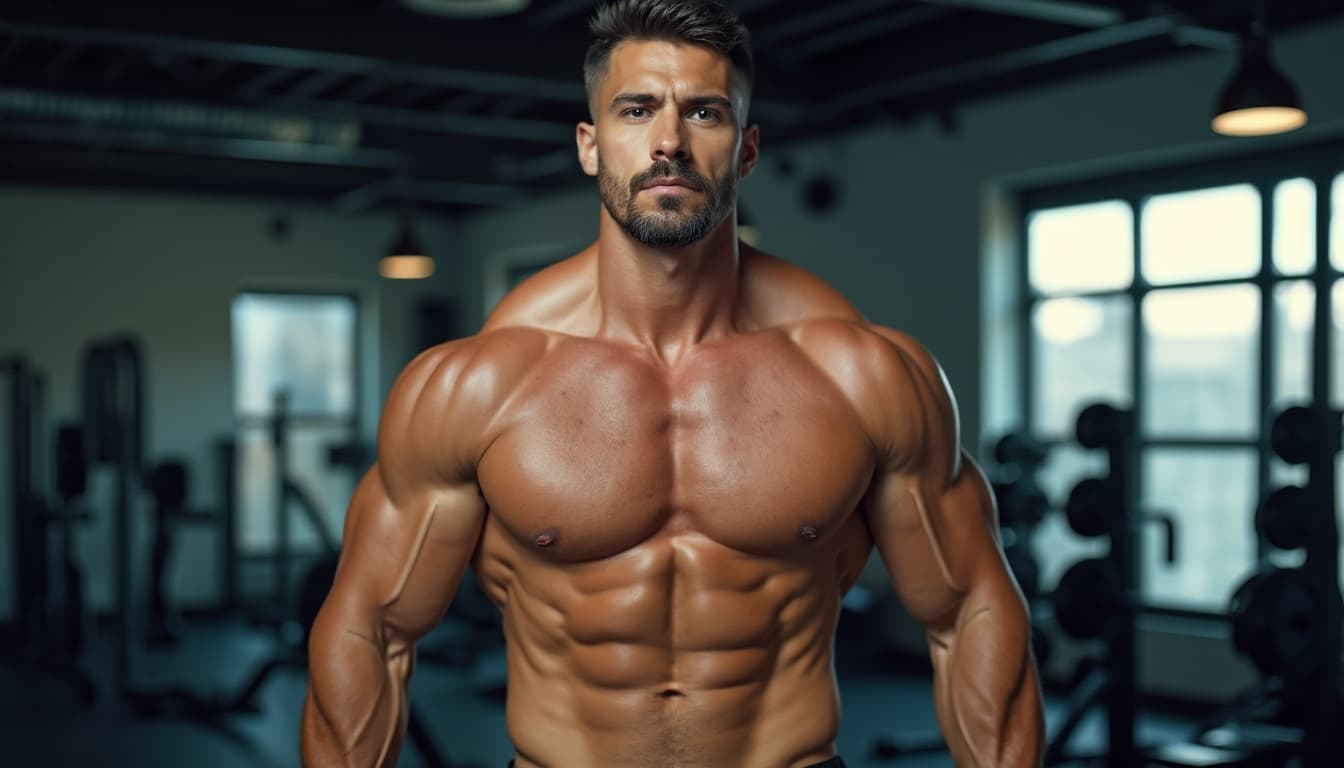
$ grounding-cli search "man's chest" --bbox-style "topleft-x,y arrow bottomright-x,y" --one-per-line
474,335 -> 877,562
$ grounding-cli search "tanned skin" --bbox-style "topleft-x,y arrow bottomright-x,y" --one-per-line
302,38 -> 1043,768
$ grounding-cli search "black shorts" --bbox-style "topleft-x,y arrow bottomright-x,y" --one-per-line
507,758 -> 845,767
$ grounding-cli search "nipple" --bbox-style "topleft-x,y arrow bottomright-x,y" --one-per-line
534,529 -> 559,548
799,524 -> 821,543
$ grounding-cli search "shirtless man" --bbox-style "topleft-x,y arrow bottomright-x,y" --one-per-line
301,1 -> 1043,766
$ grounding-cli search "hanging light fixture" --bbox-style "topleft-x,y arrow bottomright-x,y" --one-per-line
1211,2 -> 1307,137
379,208 -> 435,280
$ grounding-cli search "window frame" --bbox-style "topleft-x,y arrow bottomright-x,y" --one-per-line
231,286 -> 364,432
1015,138 -> 1344,618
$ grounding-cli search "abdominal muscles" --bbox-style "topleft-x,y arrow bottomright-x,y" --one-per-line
479,528 -> 850,768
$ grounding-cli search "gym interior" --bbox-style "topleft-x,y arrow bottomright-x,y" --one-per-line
3,1 -> 1344,766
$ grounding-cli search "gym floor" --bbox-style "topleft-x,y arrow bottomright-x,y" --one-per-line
0,610 -> 1197,768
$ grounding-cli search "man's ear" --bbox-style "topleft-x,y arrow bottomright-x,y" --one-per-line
576,121 -> 599,177
739,124 -> 760,180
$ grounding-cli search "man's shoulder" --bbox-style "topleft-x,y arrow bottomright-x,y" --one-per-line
783,318 -> 956,454
389,327 -> 556,420
481,244 -> 596,335
739,245 -> 865,328
784,317 -> 934,380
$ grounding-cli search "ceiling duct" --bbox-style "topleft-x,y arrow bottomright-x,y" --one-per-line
0,87 -> 362,148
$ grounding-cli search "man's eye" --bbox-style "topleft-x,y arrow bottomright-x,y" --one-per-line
691,108 -> 721,122
626,107 -> 648,118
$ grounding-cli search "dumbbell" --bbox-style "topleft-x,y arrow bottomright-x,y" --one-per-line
1257,405 -> 1343,550
990,433 -> 1051,529
1232,404 -> 1343,685
1063,477 -> 1177,561
1075,403 -> 1133,451
1228,568 -> 1320,682
1053,557 -> 1125,641
1270,405 -> 1339,466
994,432 -> 1049,470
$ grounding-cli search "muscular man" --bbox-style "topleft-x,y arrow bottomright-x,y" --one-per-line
302,1 -> 1043,765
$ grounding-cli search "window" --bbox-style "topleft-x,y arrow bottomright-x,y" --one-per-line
1018,146 -> 1344,612
230,292 -> 360,596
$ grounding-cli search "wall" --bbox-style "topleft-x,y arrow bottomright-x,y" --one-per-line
0,187 -> 465,616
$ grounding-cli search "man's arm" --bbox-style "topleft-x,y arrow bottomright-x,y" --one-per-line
301,341 -> 492,767
862,328 -> 1044,767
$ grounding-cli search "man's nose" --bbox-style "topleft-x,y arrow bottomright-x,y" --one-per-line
651,113 -> 690,162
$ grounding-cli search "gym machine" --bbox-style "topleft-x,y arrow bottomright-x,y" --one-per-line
80,336 -> 455,763
142,444 -> 236,647
3,355 -> 43,654
262,389 -> 342,630
82,335 -> 265,717
2,356 -> 95,704
1154,403 -> 1344,768
225,389 -> 454,765
1046,403 -> 1177,767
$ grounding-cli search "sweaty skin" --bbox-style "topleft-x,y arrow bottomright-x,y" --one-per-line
302,38 -> 1042,768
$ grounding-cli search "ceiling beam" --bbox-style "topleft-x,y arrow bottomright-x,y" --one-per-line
0,19 -> 586,104
334,177 -> 524,212
0,120 -> 407,169
914,0 -> 1124,28
792,5 -> 956,58
827,14 -> 1194,112
753,0 -> 895,45
0,15 -> 796,127
914,0 -> 1236,48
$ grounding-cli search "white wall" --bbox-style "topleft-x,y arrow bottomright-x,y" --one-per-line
0,187 -> 466,615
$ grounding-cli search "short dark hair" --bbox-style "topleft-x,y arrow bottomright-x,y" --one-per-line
584,0 -> 754,109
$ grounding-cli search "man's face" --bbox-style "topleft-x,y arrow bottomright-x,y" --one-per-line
577,39 -> 758,248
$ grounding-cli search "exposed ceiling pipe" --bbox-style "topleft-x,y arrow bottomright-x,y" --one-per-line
0,87 -> 364,147
827,14 -> 1230,113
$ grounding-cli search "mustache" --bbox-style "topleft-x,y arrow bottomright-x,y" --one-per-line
629,160 -> 708,193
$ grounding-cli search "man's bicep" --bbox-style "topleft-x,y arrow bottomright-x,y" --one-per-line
322,465 -> 486,648
866,454 -> 1018,631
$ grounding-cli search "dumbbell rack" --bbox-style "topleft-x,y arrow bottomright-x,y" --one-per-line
1218,404 -> 1344,768
1047,403 -> 1144,768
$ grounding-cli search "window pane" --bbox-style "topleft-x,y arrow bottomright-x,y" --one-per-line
1142,448 -> 1257,610
1031,296 -> 1132,436
236,424 -> 355,554
1141,184 -> 1260,285
1031,445 -> 1110,590
1028,200 -> 1133,294
1273,281 -> 1313,413
1333,174 -> 1344,271
232,293 -> 356,417
1274,178 -> 1314,275
1143,285 -> 1259,436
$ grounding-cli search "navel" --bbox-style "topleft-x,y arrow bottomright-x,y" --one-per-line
534,528 -> 560,548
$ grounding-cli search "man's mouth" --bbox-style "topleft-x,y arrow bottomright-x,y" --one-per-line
641,176 -> 700,192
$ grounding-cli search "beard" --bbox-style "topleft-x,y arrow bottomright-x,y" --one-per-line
598,157 -> 737,248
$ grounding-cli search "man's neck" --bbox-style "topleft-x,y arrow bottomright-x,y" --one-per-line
593,208 -> 741,365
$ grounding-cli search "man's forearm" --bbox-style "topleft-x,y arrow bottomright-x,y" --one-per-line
931,602 -> 1044,767
302,625 -> 413,767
